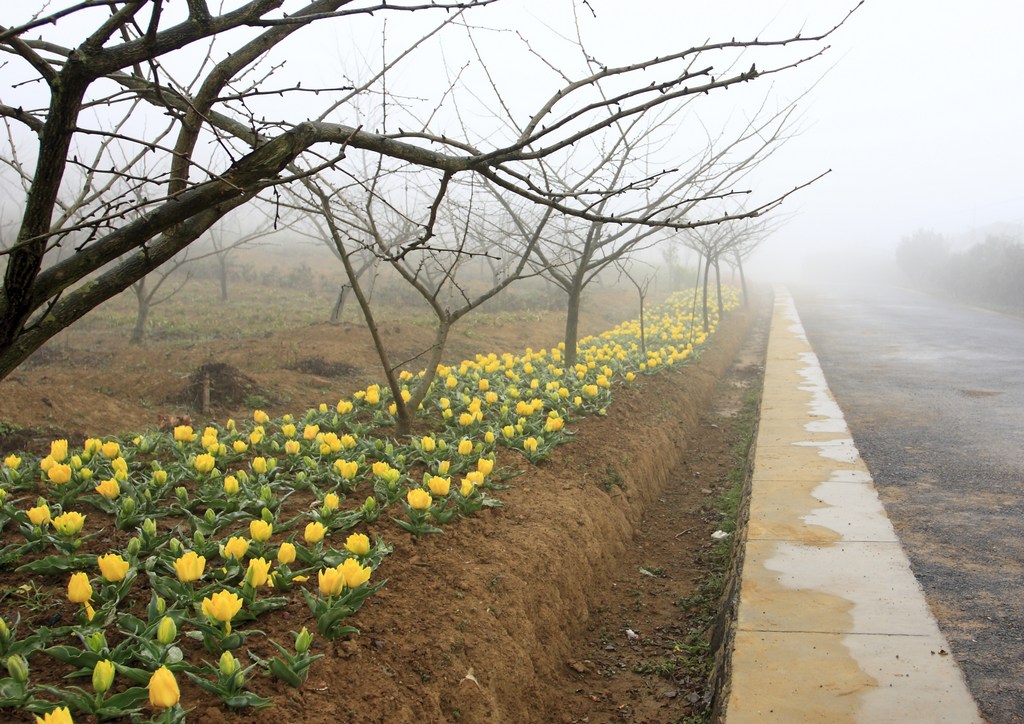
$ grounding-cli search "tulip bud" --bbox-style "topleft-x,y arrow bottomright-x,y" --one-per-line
219,650 -> 238,678
362,496 -> 376,512
296,470 -> 308,484
92,659 -> 115,694
204,508 -> 217,525
156,596 -> 167,615
156,616 -> 177,646
261,507 -> 274,523
0,617 -> 9,642
175,487 -> 189,506
85,631 -> 107,653
295,627 -> 313,654
127,536 -> 142,558
142,518 -> 158,538
194,531 -> 206,547
7,654 -> 28,683
120,496 -> 136,516
70,455 -> 83,470
170,538 -> 184,556
260,485 -> 274,504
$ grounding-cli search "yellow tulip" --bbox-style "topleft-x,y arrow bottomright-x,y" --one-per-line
484,430 -> 496,444
284,440 -> 301,456
67,572 -> 93,604
460,477 -> 476,497
27,504 -> 51,527
457,439 -> 473,456
302,424 -> 320,440
321,433 -> 342,453
323,493 -> 340,511
53,511 -> 86,536
4,454 -> 21,470
252,457 -> 268,475
318,565 -> 345,597
222,536 -> 249,560
523,437 -> 539,453
437,460 -> 451,475
364,386 -> 380,406
153,469 -> 168,485
420,436 -> 436,453
94,478 -> 120,500
50,439 -> 68,463
253,409 -> 270,425
249,427 -> 265,445
232,440 -> 248,453
332,459 -> 358,481
201,590 -> 243,633
304,522 -> 326,544
477,458 -> 494,477
344,533 -> 370,557
245,557 -> 271,588
223,475 -> 239,495
249,519 -> 273,543
100,441 -> 120,459
194,454 -> 216,475
173,551 -> 206,583
277,542 -> 297,565
281,423 -> 296,439
502,425 -> 515,440
407,488 -> 432,511
340,557 -> 371,588
47,464 -> 72,485
97,553 -> 130,582
156,616 -> 177,645
336,400 -> 353,414
427,476 -> 450,497
92,658 -> 115,694
148,665 -> 180,709
35,707 -> 74,724
173,425 -> 196,443
339,434 -> 356,449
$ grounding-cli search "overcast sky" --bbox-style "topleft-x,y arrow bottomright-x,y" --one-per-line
322,0 -> 1024,275
654,1 -> 1024,273
7,1 -> 1022,280
448,0 -> 1020,277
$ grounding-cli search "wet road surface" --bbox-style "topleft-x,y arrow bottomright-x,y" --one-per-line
792,282 -> 1024,723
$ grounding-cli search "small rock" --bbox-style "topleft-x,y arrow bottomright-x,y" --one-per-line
568,661 -> 589,674
662,690 -> 678,699
604,645 -> 616,651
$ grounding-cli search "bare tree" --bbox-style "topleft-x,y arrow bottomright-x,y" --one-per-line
0,0 -> 857,379
295,169 -> 551,434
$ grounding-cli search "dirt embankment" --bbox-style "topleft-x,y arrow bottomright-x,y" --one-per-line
212,307 -> 756,724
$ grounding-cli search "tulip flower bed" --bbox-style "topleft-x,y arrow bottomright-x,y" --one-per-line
0,289 -> 736,722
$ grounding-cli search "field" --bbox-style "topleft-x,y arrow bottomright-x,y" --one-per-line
0,251 -> 763,723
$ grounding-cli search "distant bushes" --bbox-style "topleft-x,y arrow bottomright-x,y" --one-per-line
897,230 -> 1024,312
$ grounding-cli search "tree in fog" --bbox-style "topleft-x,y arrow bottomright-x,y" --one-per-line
0,0 -> 855,379
296,172 -> 551,434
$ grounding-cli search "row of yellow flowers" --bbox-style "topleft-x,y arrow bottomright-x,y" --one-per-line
0,289 -> 736,722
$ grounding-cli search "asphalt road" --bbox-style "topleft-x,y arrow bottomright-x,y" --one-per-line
791,282 -> 1024,724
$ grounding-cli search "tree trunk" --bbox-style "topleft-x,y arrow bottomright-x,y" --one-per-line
701,253 -> 713,333
218,255 -> 229,301
688,251 -> 702,346
734,251 -> 749,306
405,321 -> 452,425
563,277 -> 584,368
330,284 -> 350,324
714,256 -> 723,317
130,279 -> 149,345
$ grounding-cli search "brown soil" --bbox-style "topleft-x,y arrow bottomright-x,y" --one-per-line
0,292 -> 767,723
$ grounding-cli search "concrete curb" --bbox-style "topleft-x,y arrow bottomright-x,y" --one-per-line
722,288 -> 981,722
